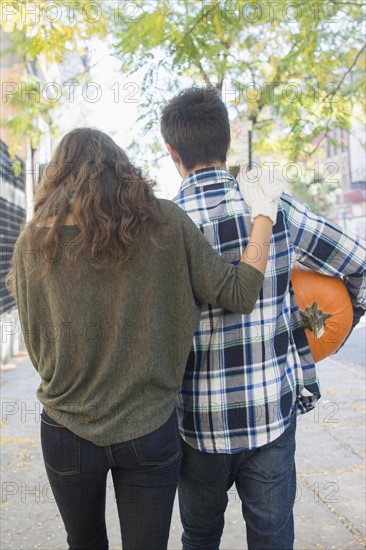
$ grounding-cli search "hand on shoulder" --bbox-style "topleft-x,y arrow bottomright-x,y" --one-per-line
237,164 -> 284,223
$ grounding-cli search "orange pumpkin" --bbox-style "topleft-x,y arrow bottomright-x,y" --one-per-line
291,266 -> 353,362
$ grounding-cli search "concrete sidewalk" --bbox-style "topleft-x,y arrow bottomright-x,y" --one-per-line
1,327 -> 365,549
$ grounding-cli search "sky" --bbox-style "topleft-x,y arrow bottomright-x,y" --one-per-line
50,37 -> 183,199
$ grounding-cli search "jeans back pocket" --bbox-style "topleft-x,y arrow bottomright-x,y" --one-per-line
41,410 -> 81,476
131,411 -> 182,466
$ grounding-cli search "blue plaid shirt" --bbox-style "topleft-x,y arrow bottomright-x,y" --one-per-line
174,167 -> 366,453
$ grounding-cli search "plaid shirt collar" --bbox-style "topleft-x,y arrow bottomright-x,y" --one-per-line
179,166 -> 236,193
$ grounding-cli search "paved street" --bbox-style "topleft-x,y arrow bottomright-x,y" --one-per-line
1,320 -> 365,550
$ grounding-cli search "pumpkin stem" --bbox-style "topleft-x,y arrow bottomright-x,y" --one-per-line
300,301 -> 332,339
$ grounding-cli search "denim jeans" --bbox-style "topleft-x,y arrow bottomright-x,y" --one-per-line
179,414 -> 297,550
40,409 -> 182,550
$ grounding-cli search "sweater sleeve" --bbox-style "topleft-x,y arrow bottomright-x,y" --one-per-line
178,205 -> 264,313
12,235 -> 40,371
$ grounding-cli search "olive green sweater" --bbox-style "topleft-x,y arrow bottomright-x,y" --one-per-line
14,200 -> 264,445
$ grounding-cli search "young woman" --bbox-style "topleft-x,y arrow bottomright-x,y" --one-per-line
8,128 -> 279,550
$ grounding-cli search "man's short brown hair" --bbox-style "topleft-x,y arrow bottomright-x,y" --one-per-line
160,86 -> 230,171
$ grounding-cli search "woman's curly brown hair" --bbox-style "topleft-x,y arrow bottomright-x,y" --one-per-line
6,128 -> 166,293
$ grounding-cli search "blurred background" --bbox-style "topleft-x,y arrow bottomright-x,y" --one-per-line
1,0 -> 366,407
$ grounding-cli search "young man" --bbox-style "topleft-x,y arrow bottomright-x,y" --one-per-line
161,86 -> 366,550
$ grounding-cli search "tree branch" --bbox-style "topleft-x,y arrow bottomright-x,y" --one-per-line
180,2 -> 219,44
332,1 -> 366,6
254,119 -> 274,130
306,109 -> 336,157
323,43 -> 366,101
196,60 -> 211,85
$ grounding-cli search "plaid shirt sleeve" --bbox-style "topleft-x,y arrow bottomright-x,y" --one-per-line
281,192 -> 366,310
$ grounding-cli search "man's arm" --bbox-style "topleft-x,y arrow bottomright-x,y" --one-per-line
282,193 -> 366,327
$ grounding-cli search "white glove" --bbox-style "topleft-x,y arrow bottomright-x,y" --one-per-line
238,165 -> 284,223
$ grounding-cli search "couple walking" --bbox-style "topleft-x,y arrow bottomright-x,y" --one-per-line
8,86 -> 365,550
